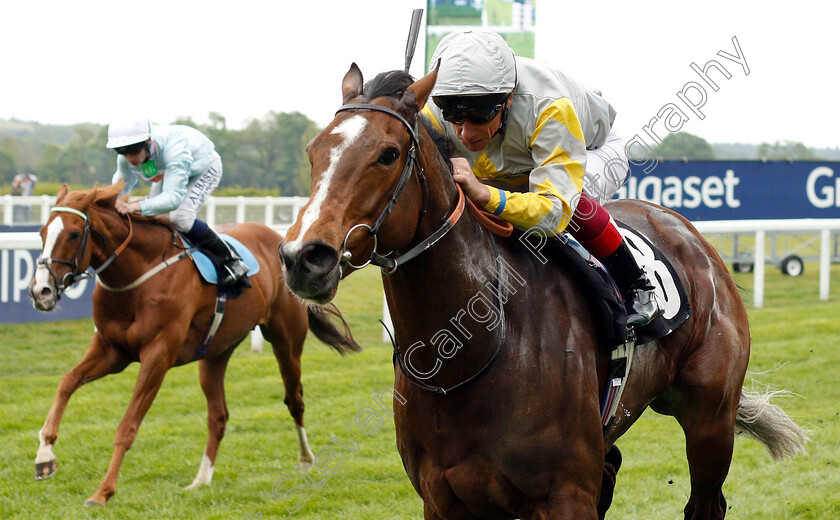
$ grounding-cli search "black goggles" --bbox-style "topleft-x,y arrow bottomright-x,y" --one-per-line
114,141 -> 147,156
433,95 -> 508,126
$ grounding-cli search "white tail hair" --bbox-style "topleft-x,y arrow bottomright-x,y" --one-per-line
736,385 -> 810,460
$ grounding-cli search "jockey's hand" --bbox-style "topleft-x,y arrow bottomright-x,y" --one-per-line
115,200 -> 141,215
450,157 -> 490,207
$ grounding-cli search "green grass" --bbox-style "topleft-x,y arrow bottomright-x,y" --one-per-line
1,264 -> 838,519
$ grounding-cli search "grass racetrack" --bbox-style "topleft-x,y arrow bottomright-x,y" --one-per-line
1,264 -> 838,519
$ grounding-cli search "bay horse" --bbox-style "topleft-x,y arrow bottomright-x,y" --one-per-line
27,183 -> 361,506
277,64 -> 808,520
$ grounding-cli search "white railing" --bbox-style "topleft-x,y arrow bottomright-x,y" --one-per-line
1,194 -> 307,231
4,213 -> 838,309
692,219 -> 840,307
3,198 -> 838,346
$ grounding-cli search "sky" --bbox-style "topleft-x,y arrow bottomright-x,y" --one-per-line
1,0 -> 839,148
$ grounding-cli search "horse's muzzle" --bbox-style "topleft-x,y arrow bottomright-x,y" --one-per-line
278,240 -> 341,304
29,278 -> 58,311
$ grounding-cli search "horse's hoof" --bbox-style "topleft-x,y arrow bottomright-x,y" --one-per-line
34,459 -> 57,480
84,500 -> 104,507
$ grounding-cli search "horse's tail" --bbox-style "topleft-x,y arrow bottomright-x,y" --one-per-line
306,303 -> 363,356
735,387 -> 810,460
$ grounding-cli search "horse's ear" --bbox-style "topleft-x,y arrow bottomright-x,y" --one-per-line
56,184 -> 68,204
342,63 -> 364,103
404,60 -> 439,113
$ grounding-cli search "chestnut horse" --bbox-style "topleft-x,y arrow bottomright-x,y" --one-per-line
278,64 -> 808,520
28,183 -> 361,506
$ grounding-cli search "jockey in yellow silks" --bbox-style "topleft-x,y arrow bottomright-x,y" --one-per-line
422,30 -> 662,326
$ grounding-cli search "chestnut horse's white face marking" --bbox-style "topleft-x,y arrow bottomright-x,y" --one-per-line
289,115 -> 368,253
33,218 -> 64,287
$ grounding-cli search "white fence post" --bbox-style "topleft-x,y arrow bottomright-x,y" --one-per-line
820,228 -> 831,301
2,195 -> 12,226
264,196 -> 274,227
236,196 -> 246,223
40,195 -> 52,224
754,230 -> 765,308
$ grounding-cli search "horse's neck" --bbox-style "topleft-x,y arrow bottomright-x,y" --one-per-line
92,210 -> 177,286
382,154 -> 521,384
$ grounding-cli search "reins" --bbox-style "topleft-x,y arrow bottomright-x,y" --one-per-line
386,235 -> 509,395
42,206 -> 191,294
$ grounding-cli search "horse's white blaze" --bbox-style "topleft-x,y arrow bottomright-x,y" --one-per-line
185,454 -> 214,489
35,427 -> 55,464
291,115 -> 368,248
297,425 -> 315,466
33,218 -> 63,287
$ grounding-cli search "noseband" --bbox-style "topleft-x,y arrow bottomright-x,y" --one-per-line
38,207 -> 134,298
334,103 -> 465,273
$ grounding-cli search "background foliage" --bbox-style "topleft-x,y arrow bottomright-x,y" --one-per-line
0,113 -> 320,196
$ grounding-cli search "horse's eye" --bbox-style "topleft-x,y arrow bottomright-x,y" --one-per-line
68,231 -> 81,241
378,148 -> 400,166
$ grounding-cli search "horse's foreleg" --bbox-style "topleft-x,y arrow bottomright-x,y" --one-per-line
36,333 -> 129,481
185,352 -> 233,490
85,344 -> 173,507
265,324 -> 313,468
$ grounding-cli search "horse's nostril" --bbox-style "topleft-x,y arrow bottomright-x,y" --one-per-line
278,244 -> 296,272
300,243 -> 339,275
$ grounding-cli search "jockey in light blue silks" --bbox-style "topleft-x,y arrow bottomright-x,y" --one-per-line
107,118 -> 248,286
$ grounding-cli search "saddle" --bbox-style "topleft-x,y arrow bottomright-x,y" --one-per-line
536,225 -> 691,349
184,234 -> 261,284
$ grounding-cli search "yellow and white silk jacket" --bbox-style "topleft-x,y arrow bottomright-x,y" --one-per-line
423,56 -> 616,236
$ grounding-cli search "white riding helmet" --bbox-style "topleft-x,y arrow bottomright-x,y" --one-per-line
430,30 -> 517,97
106,118 -> 152,149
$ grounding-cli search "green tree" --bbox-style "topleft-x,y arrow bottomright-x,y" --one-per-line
35,143 -> 64,183
0,145 -> 16,181
181,111 -> 319,194
34,126 -> 112,185
654,132 -> 715,160
757,140 -> 818,160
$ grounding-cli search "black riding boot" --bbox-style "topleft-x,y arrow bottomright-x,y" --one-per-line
602,240 -> 662,326
198,228 -> 250,286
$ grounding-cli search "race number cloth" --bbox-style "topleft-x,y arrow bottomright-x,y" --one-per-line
547,225 -> 691,348
615,222 -> 692,346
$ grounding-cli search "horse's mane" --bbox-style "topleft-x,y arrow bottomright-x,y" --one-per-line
61,183 -> 124,209
363,70 -> 415,101
61,183 -> 171,229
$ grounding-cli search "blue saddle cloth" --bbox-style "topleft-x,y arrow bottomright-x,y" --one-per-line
188,234 -> 260,284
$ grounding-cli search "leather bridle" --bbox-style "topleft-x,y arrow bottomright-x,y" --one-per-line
37,207 -> 134,299
334,103 -> 466,274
